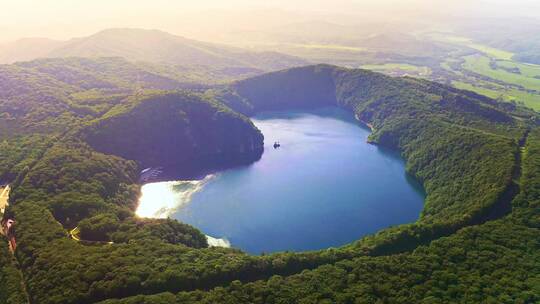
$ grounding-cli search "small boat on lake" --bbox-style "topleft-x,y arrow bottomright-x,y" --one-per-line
273,141 -> 281,149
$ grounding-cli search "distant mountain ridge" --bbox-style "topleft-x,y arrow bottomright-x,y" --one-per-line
0,38 -> 65,63
0,28 -> 307,70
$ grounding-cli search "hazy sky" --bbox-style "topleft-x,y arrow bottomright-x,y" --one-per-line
0,0 -> 539,42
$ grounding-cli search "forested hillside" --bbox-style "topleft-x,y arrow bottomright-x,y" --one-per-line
0,236 -> 27,304
0,63 -> 538,303
0,56 -> 256,138
100,126 -> 540,304
83,92 -> 263,169
215,65 -> 533,253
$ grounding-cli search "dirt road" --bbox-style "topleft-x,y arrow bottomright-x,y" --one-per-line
0,185 -> 10,213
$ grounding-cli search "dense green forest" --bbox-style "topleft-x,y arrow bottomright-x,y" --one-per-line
100,126 -> 540,304
0,236 -> 27,304
0,56 -> 294,138
83,92 -> 263,169
0,62 -> 539,303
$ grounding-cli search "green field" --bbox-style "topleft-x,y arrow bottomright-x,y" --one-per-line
430,32 -> 540,110
287,43 -> 367,51
452,80 -> 540,110
452,81 -> 502,99
429,33 -> 514,60
462,55 -> 540,91
361,63 -> 431,77
497,60 -> 540,78
467,43 -> 514,60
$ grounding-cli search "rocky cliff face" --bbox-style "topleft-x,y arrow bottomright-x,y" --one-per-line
83,92 -> 264,175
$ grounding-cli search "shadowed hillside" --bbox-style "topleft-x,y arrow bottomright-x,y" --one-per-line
83,92 -> 264,170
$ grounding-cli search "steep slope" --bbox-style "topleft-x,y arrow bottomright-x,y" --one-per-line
217,64 -> 519,128
83,92 -> 264,169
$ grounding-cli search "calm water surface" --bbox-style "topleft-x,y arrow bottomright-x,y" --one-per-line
137,108 -> 425,254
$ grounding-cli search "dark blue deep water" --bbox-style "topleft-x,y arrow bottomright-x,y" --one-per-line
164,108 -> 424,253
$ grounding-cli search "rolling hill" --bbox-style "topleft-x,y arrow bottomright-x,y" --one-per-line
0,62 -> 538,303
0,28 -> 307,71
0,38 -> 64,64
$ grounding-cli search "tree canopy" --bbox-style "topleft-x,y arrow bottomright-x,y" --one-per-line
0,62 -> 538,304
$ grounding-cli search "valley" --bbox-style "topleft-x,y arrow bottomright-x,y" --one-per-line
0,6 -> 540,301
1,60 -> 538,303
254,29 -> 540,111
140,108 -> 424,254
3,26 -> 540,112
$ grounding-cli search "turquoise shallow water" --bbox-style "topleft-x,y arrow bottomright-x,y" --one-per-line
162,107 -> 425,254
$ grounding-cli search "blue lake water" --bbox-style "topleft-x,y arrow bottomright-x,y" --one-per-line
137,107 -> 425,254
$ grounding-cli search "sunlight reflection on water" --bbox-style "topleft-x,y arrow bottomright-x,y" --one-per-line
136,175 -> 214,218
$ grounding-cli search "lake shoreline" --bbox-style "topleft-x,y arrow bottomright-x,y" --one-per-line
136,107 -> 424,254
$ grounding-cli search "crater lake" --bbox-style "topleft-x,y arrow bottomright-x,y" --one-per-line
137,107 -> 425,254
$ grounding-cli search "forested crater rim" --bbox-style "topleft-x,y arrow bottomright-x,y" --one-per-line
5,62 -> 535,304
